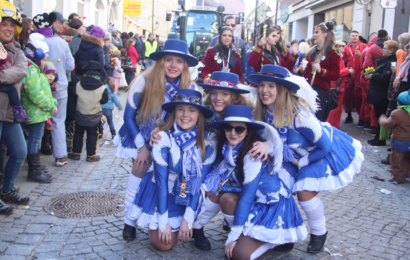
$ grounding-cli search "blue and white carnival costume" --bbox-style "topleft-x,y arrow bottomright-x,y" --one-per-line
127,127 -> 217,231
203,105 -> 307,248
113,75 -> 195,158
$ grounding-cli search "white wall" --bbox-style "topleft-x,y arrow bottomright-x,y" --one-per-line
293,18 -> 308,41
383,8 -> 395,40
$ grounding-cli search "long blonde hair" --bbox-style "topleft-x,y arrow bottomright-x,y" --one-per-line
254,83 -> 310,128
306,22 -> 335,63
158,107 -> 207,161
203,90 -> 253,120
136,56 -> 193,124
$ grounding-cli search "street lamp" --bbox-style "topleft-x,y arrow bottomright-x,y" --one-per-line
264,5 -> 272,20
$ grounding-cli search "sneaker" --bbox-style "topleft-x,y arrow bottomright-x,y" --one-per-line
86,155 -> 101,162
67,153 -> 81,160
55,157 -> 68,167
357,120 -> 365,127
0,200 -> 13,215
0,188 -> 29,205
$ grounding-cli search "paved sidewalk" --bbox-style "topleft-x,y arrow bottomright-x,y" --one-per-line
1,91 -> 410,260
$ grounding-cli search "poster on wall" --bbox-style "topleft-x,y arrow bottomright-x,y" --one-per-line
380,0 -> 397,9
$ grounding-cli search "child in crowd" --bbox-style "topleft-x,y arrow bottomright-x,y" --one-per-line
112,50 -> 123,92
379,90 -> 410,184
101,77 -> 123,139
67,61 -> 108,162
0,39 -> 31,124
44,62 -> 58,136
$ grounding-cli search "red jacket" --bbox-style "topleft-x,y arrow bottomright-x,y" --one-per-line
202,46 -> 242,82
248,44 -> 297,73
305,47 -> 341,95
364,38 -> 385,70
331,57 -> 349,92
344,41 -> 367,78
127,46 -> 139,65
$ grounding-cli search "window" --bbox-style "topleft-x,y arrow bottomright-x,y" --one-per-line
324,5 -> 354,42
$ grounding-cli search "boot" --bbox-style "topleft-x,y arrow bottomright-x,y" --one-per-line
273,243 -> 295,253
41,129 -> 53,155
110,129 -> 116,140
193,228 -> 211,251
13,106 -> 31,124
381,154 -> 390,165
27,154 -> 52,183
307,231 -> 327,253
37,152 -> 49,173
86,155 -> 101,162
122,224 -> 136,241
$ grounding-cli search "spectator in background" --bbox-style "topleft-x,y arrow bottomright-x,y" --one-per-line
128,32 -> 134,38
34,12 -> 75,167
111,29 -> 123,49
0,1 -> 30,214
112,50 -> 123,92
121,32 -> 130,48
74,26 -> 105,77
343,30 -> 368,124
132,33 -> 142,60
289,39 -> 304,74
19,20 -> 31,51
158,41 -> 164,51
103,39 -> 115,78
142,33 -> 157,69
101,77 -> 123,140
246,39 -> 253,50
365,40 -> 398,146
125,38 -> 139,65
51,11 -> 85,56
68,13 -> 80,23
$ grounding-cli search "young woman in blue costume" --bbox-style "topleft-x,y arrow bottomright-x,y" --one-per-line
113,39 -> 199,241
202,105 -> 307,260
248,65 -> 364,253
126,88 -> 218,251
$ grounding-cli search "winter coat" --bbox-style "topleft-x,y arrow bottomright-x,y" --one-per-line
74,34 -> 105,71
21,59 -> 57,124
202,46 -> 243,82
67,72 -> 81,123
364,38 -> 387,69
360,36 -> 377,87
121,38 -> 128,47
112,58 -> 124,78
127,47 -> 139,65
248,44 -> 298,74
103,46 -> 114,77
111,37 -> 123,49
344,42 -> 367,78
0,41 -> 28,123
366,53 -> 397,105
133,37 -> 142,59
101,84 -> 123,111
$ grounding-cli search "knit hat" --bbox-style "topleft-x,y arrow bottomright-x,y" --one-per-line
32,12 -> 57,29
87,26 -> 105,39
107,43 -> 114,50
113,50 -> 121,58
27,33 -> 49,54
104,32 -> 112,41
398,90 -> 410,105
45,62 -> 58,82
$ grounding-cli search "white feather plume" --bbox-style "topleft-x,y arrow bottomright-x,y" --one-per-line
286,75 -> 320,112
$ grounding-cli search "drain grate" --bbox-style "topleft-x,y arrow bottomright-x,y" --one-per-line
43,191 -> 125,218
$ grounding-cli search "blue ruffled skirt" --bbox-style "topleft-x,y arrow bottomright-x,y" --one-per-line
126,171 -> 187,231
292,127 -> 364,193
242,195 -> 308,244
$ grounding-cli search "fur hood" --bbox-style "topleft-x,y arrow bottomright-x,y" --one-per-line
81,33 -> 104,48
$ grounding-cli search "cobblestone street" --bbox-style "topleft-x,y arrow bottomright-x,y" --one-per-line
1,90 -> 410,260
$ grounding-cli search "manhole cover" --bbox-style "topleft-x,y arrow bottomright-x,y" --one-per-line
43,191 -> 125,218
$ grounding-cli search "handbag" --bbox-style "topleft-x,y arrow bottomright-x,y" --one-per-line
379,125 -> 392,141
118,72 -> 128,88
328,88 -> 339,111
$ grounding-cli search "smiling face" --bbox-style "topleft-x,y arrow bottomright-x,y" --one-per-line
221,29 -> 233,46
175,104 -> 199,132
258,81 -> 278,112
209,89 -> 232,112
267,30 -> 280,46
164,55 -> 185,81
0,19 -> 16,43
224,122 -> 247,146
46,73 -> 56,83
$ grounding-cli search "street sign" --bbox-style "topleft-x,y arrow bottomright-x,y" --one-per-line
380,0 -> 397,9
123,0 -> 142,16
280,5 -> 289,23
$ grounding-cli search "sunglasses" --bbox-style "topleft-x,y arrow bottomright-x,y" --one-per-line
223,124 -> 247,135
209,80 -> 238,89
173,94 -> 201,104
226,23 -> 236,27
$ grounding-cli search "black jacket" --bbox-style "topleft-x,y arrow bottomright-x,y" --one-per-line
366,54 -> 397,105
103,46 -> 114,78
132,37 -> 142,60
67,72 -> 81,124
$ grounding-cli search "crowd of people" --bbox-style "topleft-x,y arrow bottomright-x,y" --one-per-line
0,0 -> 409,258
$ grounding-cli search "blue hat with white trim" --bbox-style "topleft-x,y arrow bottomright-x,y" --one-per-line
162,88 -> 214,118
247,65 -> 300,91
149,39 -> 198,67
198,72 -> 250,94
210,105 -> 265,130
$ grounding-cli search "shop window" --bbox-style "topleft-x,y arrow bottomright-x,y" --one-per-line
324,5 -> 354,43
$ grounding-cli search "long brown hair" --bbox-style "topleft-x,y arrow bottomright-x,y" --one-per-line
136,56 -> 193,124
254,82 -> 310,128
217,124 -> 267,180
203,90 -> 253,120
306,22 -> 335,63
217,27 -> 235,62
20,21 -> 31,46
106,77 -> 115,93
124,38 -> 135,50
260,26 -> 287,57
158,106 -> 207,160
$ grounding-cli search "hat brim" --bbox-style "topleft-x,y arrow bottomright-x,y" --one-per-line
162,101 -> 214,118
210,118 -> 265,131
247,74 -> 300,91
198,84 -> 250,94
150,51 -> 198,67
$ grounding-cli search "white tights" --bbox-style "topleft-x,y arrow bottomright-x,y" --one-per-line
299,196 -> 327,236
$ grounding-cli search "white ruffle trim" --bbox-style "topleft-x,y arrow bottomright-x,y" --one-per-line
226,226 -> 243,245
243,223 -> 308,245
277,167 -> 294,195
114,139 -> 139,159
292,140 -> 364,193
127,204 -> 183,231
